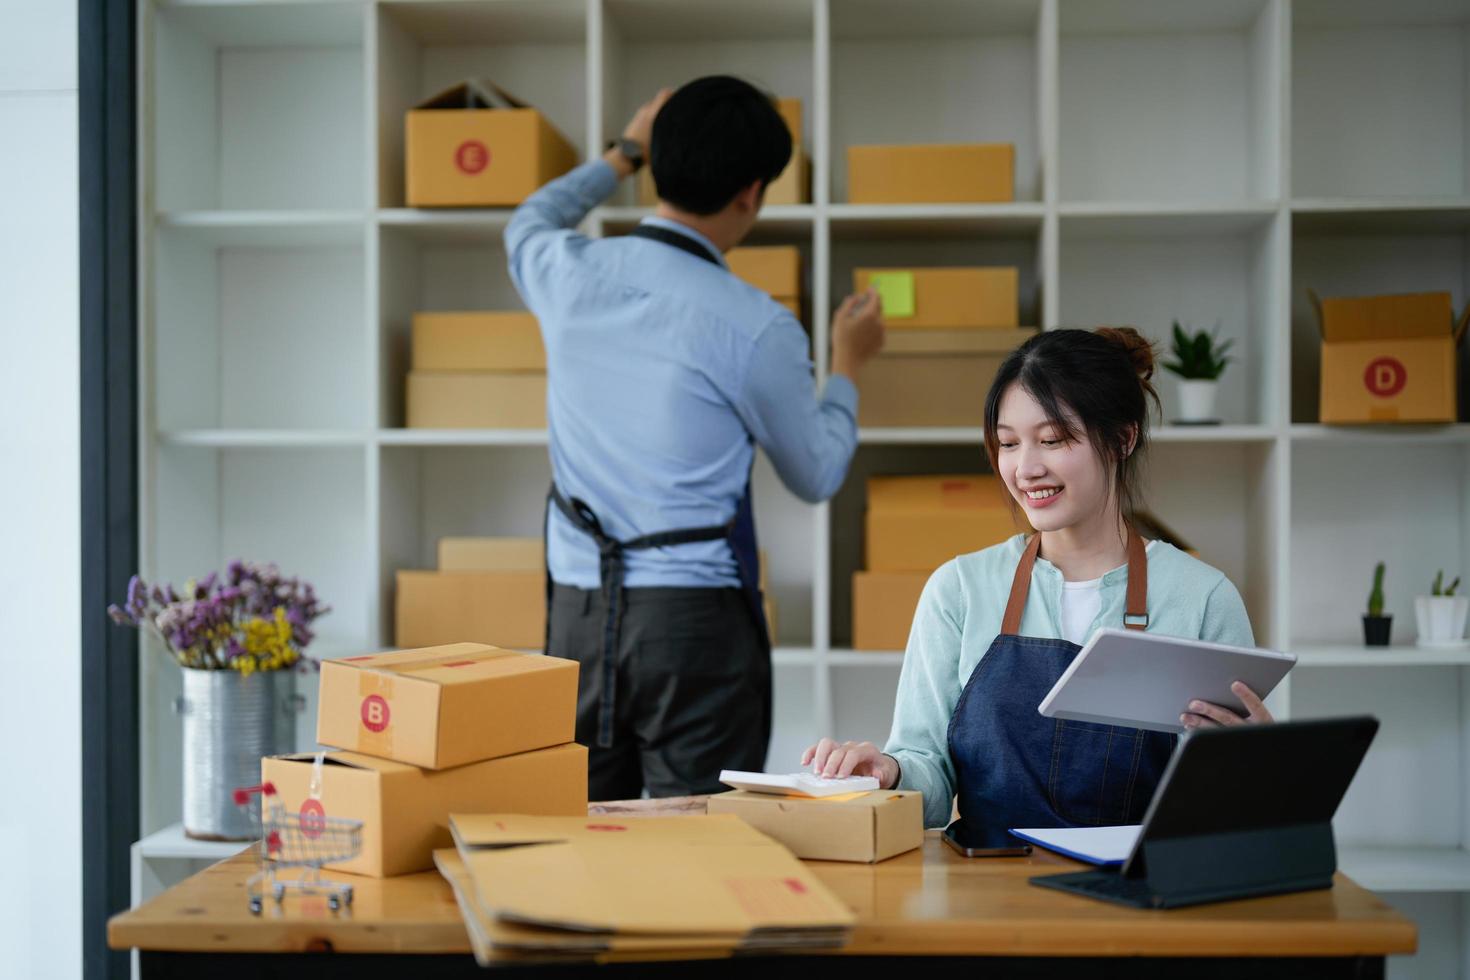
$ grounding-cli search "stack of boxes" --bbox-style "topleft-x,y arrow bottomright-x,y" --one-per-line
406,312 -> 546,429
261,643 -> 586,877
398,538 -> 546,650
853,265 -> 1037,426
640,97 -> 808,207
853,475 -> 1027,651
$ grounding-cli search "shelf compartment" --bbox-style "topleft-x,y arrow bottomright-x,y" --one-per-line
831,0 -> 1043,205
1059,0 -> 1280,203
153,1 -> 366,211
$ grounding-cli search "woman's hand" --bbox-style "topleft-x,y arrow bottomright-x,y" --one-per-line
800,738 -> 900,788
1181,681 -> 1274,730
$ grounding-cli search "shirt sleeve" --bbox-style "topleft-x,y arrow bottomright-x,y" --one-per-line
1199,575 -> 1256,648
884,561 -> 966,829
504,159 -> 620,303
733,314 -> 859,504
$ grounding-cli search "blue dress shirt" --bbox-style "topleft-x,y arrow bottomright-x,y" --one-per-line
505,159 -> 859,589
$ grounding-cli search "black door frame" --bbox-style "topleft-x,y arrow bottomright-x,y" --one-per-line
80,0 -> 140,977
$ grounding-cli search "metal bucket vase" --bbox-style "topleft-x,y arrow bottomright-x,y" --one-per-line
179,667 -> 297,840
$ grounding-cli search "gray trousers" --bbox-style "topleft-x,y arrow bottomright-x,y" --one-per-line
547,583 -> 771,801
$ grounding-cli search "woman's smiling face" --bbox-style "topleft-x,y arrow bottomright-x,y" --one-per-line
994,382 -> 1115,533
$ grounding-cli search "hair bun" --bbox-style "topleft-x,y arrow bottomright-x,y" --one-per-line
1095,326 -> 1156,382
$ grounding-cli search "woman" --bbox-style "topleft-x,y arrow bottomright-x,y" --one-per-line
804,327 -> 1271,832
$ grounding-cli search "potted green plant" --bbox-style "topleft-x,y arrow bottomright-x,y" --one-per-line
1163,321 -> 1233,424
1363,561 -> 1392,647
1414,571 -> 1467,648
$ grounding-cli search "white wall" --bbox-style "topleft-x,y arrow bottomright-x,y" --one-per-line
0,1 -> 82,978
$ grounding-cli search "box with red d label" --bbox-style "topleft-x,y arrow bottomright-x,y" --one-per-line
261,743 -> 587,877
316,643 -> 578,770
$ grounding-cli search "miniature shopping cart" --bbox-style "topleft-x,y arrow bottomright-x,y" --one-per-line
235,773 -> 363,914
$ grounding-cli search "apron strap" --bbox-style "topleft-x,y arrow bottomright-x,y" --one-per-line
1000,527 -> 1149,636
547,484 -> 745,749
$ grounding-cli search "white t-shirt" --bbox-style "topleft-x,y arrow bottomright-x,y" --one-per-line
1059,540 -> 1158,646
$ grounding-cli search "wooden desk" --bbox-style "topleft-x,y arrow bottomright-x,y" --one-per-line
111,800 -> 1416,978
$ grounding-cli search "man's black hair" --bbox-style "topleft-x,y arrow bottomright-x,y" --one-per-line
650,75 -> 792,216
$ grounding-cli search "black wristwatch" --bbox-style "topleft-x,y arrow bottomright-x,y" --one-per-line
607,137 -> 646,171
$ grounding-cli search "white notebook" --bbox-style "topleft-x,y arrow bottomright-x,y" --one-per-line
719,770 -> 880,798
1008,825 -> 1142,867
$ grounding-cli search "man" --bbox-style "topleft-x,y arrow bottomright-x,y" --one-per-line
505,76 -> 884,801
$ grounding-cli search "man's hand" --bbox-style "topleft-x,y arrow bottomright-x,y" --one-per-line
604,88 -> 674,180
1181,681 -> 1275,730
831,287 -> 885,381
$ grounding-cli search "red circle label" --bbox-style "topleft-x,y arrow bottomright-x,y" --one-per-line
299,799 -> 325,840
1363,357 -> 1407,398
584,824 -> 628,832
455,140 -> 490,175
361,694 -> 390,733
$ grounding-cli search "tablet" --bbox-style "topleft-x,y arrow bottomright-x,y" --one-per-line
1037,628 -> 1295,734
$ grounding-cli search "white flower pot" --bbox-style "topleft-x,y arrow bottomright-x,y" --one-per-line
1175,379 -> 1220,423
1413,595 -> 1470,647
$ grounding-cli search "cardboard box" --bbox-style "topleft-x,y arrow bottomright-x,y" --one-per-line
439,537 -> 545,572
261,743 -> 586,877
853,267 -> 1018,329
406,80 -> 578,208
866,474 -> 1026,572
706,789 -> 923,863
847,143 -> 1014,204
450,813 -> 856,937
412,312 -> 545,372
407,372 -> 547,428
728,246 -> 801,299
317,643 -> 576,769
639,97 -> 807,206
1311,290 -> 1469,424
858,328 -> 1036,427
396,570 -> 545,650
852,570 -> 930,651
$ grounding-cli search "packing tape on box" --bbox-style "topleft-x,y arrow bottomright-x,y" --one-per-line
357,672 -> 395,758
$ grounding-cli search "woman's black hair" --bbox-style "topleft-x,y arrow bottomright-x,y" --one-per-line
982,327 -> 1161,523
649,75 -> 792,215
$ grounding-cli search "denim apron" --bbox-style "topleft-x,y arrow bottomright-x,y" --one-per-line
946,529 -> 1176,833
542,223 -> 771,751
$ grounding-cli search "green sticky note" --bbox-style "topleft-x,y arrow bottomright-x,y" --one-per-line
870,271 -> 915,318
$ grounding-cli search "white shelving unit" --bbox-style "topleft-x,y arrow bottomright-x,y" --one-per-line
138,1 -> 1470,974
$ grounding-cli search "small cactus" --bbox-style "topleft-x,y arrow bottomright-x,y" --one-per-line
1367,562 -> 1386,617
1432,571 -> 1461,597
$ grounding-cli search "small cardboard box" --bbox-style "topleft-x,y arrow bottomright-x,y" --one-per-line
866,474 -> 1025,572
317,643 -> 576,770
706,790 -> 924,863
1310,290 -> 1469,424
439,537 -> 544,572
847,143 -> 1014,204
406,80 -> 578,208
858,328 -> 1035,427
853,267 -> 1018,329
412,312 -> 545,372
639,97 -> 807,206
396,570 -> 545,650
852,570 -> 930,651
728,246 -> 801,299
406,372 -> 547,428
261,743 -> 587,877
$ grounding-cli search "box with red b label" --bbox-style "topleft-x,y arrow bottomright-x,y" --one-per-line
262,743 -> 586,877
1310,289 -> 1469,424
316,643 -> 578,770
405,79 -> 578,207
